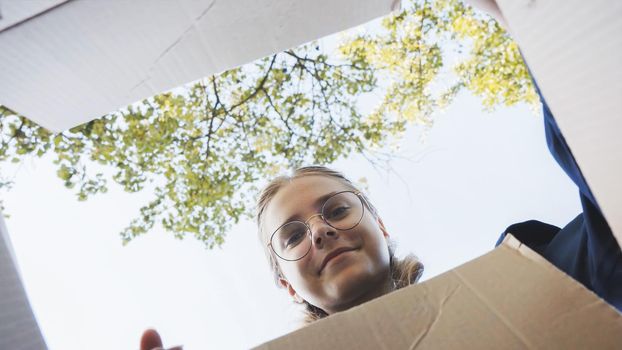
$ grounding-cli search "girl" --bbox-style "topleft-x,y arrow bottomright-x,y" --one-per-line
140,1 -> 622,349
255,166 -> 424,322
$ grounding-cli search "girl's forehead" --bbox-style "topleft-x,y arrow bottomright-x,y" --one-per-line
262,176 -> 349,235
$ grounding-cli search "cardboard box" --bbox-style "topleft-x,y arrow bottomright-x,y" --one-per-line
2,1 -> 621,349
495,0 -> 622,248
0,0 -> 396,132
254,235 -> 622,349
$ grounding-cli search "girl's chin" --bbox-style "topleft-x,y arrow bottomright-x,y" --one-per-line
325,265 -> 377,295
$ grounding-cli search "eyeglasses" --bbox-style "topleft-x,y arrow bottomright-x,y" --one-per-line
267,190 -> 366,262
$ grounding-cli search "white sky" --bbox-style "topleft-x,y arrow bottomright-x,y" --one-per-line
1,16 -> 582,350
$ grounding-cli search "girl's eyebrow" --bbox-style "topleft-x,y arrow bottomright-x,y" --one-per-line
279,191 -> 339,227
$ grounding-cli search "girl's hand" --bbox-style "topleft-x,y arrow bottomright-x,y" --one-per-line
140,329 -> 183,350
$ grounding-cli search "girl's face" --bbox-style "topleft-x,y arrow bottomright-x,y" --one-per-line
262,175 -> 392,314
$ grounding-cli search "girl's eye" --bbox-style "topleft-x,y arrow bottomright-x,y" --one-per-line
285,230 -> 306,248
327,206 -> 349,220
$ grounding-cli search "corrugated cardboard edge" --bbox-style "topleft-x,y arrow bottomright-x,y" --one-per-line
501,233 -> 622,316
0,0 -> 70,33
500,233 -> 550,265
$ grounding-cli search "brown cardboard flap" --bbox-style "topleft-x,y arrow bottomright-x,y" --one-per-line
254,235 -> 622,349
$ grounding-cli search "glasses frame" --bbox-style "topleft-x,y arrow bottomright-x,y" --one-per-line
267,190 -> 366,262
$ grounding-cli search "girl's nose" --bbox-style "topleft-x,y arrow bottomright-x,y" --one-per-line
308,216 -> 337,247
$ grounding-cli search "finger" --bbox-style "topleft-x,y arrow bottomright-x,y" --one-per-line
140,329 -> 163,350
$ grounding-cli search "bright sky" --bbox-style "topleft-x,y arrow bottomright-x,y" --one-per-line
2,15 -> 582,350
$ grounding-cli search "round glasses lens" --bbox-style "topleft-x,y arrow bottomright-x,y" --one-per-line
272,221 -> 312,261
322,192 -> 364,230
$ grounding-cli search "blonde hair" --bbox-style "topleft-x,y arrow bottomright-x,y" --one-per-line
256,165 -> 424,324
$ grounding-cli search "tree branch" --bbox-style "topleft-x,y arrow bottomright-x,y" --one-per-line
227,54 -> 278,114
260,87 -> 295,140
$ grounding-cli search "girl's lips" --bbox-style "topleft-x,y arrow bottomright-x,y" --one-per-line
319,247 -> 357,274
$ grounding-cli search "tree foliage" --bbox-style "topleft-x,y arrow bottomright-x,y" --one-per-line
0,0 -> 536,248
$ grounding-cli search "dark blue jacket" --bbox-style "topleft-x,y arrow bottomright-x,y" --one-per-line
495,77 -> 622,312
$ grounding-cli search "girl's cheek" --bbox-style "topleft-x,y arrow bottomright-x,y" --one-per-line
300,256 -> 313,274
282,260 -> 307,280
296,255 -> 317,281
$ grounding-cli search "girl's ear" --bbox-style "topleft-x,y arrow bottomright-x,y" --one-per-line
377,217 -> 390,238
278,278 -> 304,303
